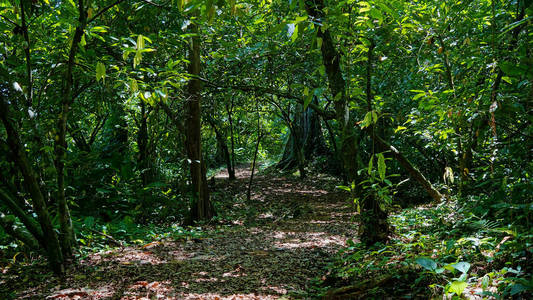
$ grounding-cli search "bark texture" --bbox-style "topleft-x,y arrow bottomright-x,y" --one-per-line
305,0 -> 359,182
0,96 -> 64,274
185,22 -> 214,221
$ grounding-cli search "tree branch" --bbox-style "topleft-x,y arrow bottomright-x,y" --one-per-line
88,0 -> 126,24
200,78 -> 336,120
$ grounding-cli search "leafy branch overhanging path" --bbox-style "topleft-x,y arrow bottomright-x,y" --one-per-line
23,168 -> 356,299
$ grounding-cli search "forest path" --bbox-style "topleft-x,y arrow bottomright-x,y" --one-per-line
33,167 -> 355,299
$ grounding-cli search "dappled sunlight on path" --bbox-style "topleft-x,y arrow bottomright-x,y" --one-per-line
21,168 -> 356,299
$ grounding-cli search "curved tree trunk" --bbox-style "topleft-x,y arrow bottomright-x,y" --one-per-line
0,97 -> 65,274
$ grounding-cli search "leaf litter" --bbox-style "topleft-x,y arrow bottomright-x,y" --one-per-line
7,168 -> 356,299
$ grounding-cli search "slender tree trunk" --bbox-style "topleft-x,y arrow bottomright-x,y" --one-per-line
185,22 -> 214,221
207,118 -> 234,180
307,1 -> 389,245
54,100 -> 75,259
138,100 -> 154,187
54,0 -> 87,260
225,100 -> 237,180
247,108 -> 262,201
360,41 -> 390,245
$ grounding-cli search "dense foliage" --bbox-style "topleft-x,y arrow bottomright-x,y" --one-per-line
0,0 -> 531,298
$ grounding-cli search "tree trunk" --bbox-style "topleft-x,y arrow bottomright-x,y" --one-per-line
0,187 -> 45,246
305,0 -> 359,183
207,118 -> 234,180
225,99 -> 237,180
0,97 -> 64,274
247,108 -> 262,201
185,22 -> 214,221
375,136 -> 444,202
292,124 -> 307,179
0,212 -> 39,250
359,41 -> 390,245
137,100 -> 154,187
277,100 -> 328,174
247,132 -> 262,201
54,1 -> 87,260
54,100 -> 75,260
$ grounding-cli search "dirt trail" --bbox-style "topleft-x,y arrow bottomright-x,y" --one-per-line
18,168 -> 356,299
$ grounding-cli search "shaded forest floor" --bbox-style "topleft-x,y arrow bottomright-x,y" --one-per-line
6,167 -> 356,299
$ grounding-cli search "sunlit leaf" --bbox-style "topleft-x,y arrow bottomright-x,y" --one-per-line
448,281 -> 467,296
96,62 -> 106,83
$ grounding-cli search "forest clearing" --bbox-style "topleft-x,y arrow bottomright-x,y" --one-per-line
0,0 -> 531,299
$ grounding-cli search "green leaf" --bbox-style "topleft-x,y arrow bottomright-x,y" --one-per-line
502,76 -> 512,84
291,24 -> 299,42
510,284 -> 528,296
377,153 -> 386,181
294,15 -> 307,23
336,185 -> 351,192
452,262 -> 470,274
369,8 -> 383,23
133,51 -> 142,68
130,78 -> 138,92
176,0 -> 184,11
361,111 -> 372,128
448,281 -> 467,296
359,2 -> 371,13
371,110 -> 378,123
500,61 -> 524,77
413,93 -> 425,100
376,2 -> 394,16
394,126 -> 407,133
415,257 -> 437,272
96,62 -> 106,83
137,34 -> 145,50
